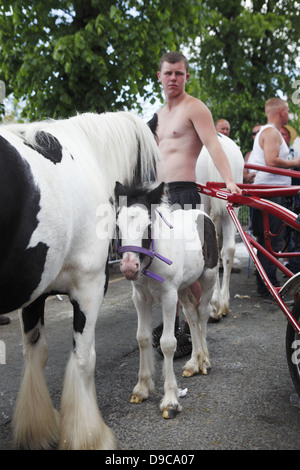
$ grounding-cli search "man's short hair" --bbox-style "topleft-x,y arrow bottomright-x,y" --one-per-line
159,51 -> 189,72
265,97 -> 288,115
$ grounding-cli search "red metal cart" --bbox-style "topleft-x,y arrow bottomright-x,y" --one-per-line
197,163 -> 300,397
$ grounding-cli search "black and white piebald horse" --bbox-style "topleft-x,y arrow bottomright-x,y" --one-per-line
115,181 -> 218,419
0,112 -> 159,450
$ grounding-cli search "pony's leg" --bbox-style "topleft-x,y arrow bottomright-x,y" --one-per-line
12,297 -> 59,450
59,280 -> 116,450
179,289 -> 204,377
130,288 -> 154,404
210,272 -> 222,320
159,290 -> 181,419
181,268 -> 217,377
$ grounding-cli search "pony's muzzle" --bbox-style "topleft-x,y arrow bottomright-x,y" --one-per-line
120,254 -> 140,281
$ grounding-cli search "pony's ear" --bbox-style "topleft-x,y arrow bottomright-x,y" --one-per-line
114,181 -> 127,199
147,182 -> 165,205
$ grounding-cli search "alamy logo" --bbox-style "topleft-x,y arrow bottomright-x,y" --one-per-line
0,340 -> 6,364
292,80 -> 300,105
291,339 -> 300,365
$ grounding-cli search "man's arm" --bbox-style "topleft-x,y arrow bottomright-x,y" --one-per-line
261,127 -> 300,168
191,99 -> 241,193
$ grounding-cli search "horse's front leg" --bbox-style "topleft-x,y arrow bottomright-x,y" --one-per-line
130,287 -> 154,404
12,297 -> 59,450
59,277 -> 116,450
159,290 -> 181,419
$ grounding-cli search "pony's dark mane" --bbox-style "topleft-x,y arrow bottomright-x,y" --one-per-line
115,181 -> 165,213
115,183 -> 154,211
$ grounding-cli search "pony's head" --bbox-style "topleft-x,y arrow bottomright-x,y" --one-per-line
115,181 -> 165,281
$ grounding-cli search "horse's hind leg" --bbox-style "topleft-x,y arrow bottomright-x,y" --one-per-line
179,290 -> 206,377
12,296 -> 59,450
181,268 -> 217,377
59,281 -> 116,450
219,216 -> 236,315
211,213 -> 235,318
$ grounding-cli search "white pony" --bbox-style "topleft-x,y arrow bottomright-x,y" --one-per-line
0,112 -> 159,450
115,181 -> 218,418
196,133 -> 244,319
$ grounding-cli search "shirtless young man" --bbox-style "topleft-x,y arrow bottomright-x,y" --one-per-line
151,51 -> 240,356
155,52 -> 239,192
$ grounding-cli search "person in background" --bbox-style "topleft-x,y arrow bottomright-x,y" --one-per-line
243,123 -> 262,183
215,119 -> 230,137
248,98 -> 300,298
281,125 -> 298,157
280,124 -> 300,273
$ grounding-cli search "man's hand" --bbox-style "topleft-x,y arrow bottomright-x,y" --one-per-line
226,181 -> 242,194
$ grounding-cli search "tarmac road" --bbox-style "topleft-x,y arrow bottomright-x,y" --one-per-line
1,242 -> 300,451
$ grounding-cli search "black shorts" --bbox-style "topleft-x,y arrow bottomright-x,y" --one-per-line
167,181 -> 201,210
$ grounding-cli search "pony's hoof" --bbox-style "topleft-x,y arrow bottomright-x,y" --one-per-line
182,369 -> 193,377
162,406 -> 180,419
182,368 -> 198,377
130,394 -> 144,404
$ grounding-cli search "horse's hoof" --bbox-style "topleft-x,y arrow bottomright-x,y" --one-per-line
182,365 -> 209,377
130,394 -> 144,404
162,406 -> 179,419
182,367 -> 200,377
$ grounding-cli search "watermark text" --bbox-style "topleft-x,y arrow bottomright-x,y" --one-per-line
292,80 -> 300,105
0,340 -> 6,364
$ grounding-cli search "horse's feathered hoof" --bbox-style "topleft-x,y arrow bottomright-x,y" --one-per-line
162,406 -> 180,419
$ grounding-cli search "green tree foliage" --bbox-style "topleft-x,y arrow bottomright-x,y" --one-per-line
0,0 -> 299,152
189,0 -> 300,153
0,0 -> 200,120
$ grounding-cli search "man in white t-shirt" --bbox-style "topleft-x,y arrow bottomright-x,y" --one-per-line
280,125 -> 300,273
248,98 -> 300,298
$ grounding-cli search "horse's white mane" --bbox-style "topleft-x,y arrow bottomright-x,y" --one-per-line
3,112 -> 160,194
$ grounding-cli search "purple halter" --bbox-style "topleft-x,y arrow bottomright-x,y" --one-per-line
117,210 -> 173,283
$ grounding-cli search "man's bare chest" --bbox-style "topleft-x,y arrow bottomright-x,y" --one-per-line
157,114 -> 193,142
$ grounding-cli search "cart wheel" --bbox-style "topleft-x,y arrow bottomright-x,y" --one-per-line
286,297 -> 300,396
